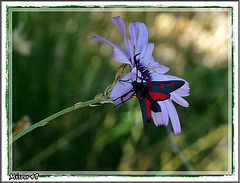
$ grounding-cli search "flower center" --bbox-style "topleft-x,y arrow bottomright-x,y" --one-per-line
133,53 -> 151,81
137,62 -> 151,81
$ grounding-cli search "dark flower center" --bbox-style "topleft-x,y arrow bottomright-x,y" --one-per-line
133,53 -> 151,81
137,62 -> 151,81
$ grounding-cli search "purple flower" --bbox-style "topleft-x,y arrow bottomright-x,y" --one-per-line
91,16 -> 190,134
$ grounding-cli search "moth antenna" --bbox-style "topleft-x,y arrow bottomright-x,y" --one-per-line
133,53 -> 140,66
134,53 -> 145,83
133,53 -> 141,82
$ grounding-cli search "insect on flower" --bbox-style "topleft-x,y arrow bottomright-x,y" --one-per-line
91,16 -> 190,134
115,53 -> 185,132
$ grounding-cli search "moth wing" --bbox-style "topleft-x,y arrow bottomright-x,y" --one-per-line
146,80 -> 185,95
137,94 -> 152,132
148,91 -> 170,101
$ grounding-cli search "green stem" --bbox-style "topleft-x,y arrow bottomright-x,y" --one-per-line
11,95 -> 109,144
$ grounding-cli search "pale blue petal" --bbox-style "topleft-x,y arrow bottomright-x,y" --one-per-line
111,16 -> 130,55
152,111 -> 161,126
111,16 -> 126,39
173,83 -> 190,97
152,100 -> 169,126
149,61 -> 169,75
113,48 -> 131,64
130,22 -> 148,52
160,101 -> 169,126
90,36 -> 131,64
171,94 -> 189,107
166,101 -> 181,134
137,22 -> 148,51
129,23 -> 139,52
90,35 -> 115,47
128,39 -> 134,66
140,43 -> 154,65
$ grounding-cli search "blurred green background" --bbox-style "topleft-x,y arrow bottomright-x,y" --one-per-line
11,9 -> 230,173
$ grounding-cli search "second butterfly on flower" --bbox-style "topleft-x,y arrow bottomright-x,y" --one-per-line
91,16 -> 190,135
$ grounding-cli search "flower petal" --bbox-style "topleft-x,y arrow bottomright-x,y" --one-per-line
128,39 -> 134,66
150,74 -> 179,81
150,56 -> 155,63
152,100 -> 169,126
174,87 -> 190,97
111,16 -> 129,54
111,16 -> 126,39
129,23 -> 139,51
140,43 -> 154,65
171,82 -> 190,97
90,36 -> 131,64
113,48 -> 131,64
152,111 -> 162,126
174,80 -> 190,97
165,101 -> 181,134
160,101 -> 169,126
149,61 -> 170,75
171,94 -> 189,107
136,22 -> 149,52
129,22 -> 148,53
90,35 -> 115,47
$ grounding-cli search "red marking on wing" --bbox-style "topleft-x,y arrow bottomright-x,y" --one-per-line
144,98 -> 151,121
138,95 -> 143,101
170,82 -> 175,89
170,82 -> 175,86
160,83 -> 164,90
148,91 -> 170,101
144,119 -> 147,126
147,82 -> 153,88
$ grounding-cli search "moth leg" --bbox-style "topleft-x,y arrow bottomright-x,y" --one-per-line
119,78 -> 133,84
113,88 -> 135,104
119,88 -> 135,103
